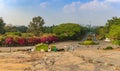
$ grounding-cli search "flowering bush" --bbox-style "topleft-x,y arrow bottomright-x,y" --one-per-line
5,37 -> 14,46
17,38 -> 26,46
0,34 -> 59,47
27,37 -> 41,45
41,36 -> 58,44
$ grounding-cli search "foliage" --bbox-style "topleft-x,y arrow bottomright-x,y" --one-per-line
53,23 -> 81,40
0,33 -> 58,47
40,35 -> 58,43
16,26 -> 28,33
35,43 -> 48,51
79,40 -> 98,45
83,40 -> 95,45
108,25 -> 120,40
27,16 -> 45,36
5,37 -> 14,46
43,25 -> 55,33
51,45 -> 57,51
5,32 -> 22,36
112,40 -> 120,46
4,24 -> 28,33
22,33 -> 34,38
0,17 -> 6,34
104,46 -> 113,50
105,17 -> 120,33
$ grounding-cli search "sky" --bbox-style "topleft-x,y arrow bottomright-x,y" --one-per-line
0,0 -> 120,26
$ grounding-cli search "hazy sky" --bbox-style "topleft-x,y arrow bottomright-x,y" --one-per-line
0,0 -> 120,26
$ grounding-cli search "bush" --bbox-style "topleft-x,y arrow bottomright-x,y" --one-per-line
5,37 -> 14,46
104,46 -> 113,50
112,40 -> 120,46
35,43 -> 48,51
79,40 -> 99,45
51,45 -> 57,51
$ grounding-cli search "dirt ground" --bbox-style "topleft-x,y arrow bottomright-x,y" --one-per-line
0,41 -> 120,71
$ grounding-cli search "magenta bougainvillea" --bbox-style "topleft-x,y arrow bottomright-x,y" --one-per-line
5,37 -> 14,45
2,35 -> 58,47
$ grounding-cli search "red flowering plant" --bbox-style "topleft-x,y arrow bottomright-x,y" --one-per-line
17,37 -> 26,46
47,36 -> 58,43
5,37 -> 14,46
40,37 -> 48,43
40,35 -> 58,44
27,37 -> 41,45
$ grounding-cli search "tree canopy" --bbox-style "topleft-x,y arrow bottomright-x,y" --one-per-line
105,17 -> 120,33
108,25 -> 120,40
0,17 -> 6,34
27,16 -> 45,36
53,23 -> 82,40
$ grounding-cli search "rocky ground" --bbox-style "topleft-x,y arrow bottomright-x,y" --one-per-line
0,41 -> 120,71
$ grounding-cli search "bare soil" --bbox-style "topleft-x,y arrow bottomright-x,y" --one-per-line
0,41 -> 120,71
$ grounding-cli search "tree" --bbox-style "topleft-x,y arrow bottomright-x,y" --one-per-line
4,24 -> 18,32
16,26 -> 28,33
43,25 -> 56,33
95,26 -> 106,40
105,17 -> 120,33
53,23 -> 81,40
0,17 -> 6,34
27,16 -> 45,36
108,25 -> 120,40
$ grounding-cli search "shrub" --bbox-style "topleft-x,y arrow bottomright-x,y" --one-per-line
83,40 -> 95,45
40,37 -> 48,43
5,32 -> 22,36
79,40 -> 99,45
112,40 -> 120,46
35,43 -> 48,51
5,37 -> 14,46
104,46 -> 113,50
51,45 -> 57,51
17,38 -> 26,46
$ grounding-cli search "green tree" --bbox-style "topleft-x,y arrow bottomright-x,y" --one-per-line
53,23 -> 81,40
4,24 -> 18,32
0,17 -> 6,34
16,26 -> 28,33
27,16 -> 45,36
95,26 -> 106,40
108,25 -> 120,40
105,17 -> 120,33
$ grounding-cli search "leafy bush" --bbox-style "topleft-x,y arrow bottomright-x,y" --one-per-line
104,46 -> 113,50
35,43 -> 48,51
27,37 -> 41,45
17,37 -> 26,46
5,37 -> 14,46
53,23 -> 81,41
79,40 -> 99,45
112,40 -> 120,46
51,45 -> 57,51
0,33 -> 59,47
5,32 -> 22,36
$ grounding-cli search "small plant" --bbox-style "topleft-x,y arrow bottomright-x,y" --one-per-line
104,46 -> 113,50
35,43 -> 48,51
51,45 -> 57,51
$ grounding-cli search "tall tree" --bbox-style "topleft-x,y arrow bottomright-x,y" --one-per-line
0,17 -> 6,34
105,17 -> 120,33
27,16 -> 45,36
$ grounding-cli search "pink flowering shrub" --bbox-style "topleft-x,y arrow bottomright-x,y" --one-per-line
17,38 -> 26,45
5,37 -> 14,46
1,34 -> 59,47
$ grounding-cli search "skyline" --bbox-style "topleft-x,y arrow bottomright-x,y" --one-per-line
0,0 -> 120,26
